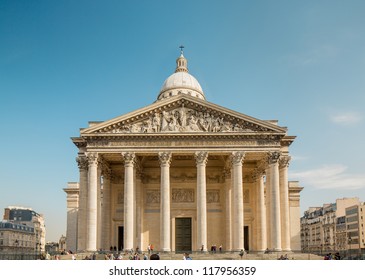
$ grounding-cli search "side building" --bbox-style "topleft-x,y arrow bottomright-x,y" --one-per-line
2,206 -> 46,252
0,221 -> 35,254
301,197 -> 363,257
345,203 -> 365,257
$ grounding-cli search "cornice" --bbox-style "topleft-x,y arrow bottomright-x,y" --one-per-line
81,133 -> 285,141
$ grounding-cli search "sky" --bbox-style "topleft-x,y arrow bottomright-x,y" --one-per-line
0,0 -> 364,242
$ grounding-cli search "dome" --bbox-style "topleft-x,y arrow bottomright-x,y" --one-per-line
157,51 -> 205,101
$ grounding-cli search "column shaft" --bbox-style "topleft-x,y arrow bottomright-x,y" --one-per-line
257,172 -> 267,251
232,152 -> 245,251
269,152 -> 282,251
96,166 -> 102,250
225,169 -> 232,251
135,171 -> 143,251
195,151 -> 208,251
123,152 -> 135,251
159,152 -> 172,252
280,156 -> 291,251
101,167 -> 111,250
86,153 -> 98,251
265,165 -> 271,249
76,156 -> 88,251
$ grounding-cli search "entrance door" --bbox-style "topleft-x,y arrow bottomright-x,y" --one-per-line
118,226 -> 124,251
244,226 -> 249,251
175,218 -> 192,252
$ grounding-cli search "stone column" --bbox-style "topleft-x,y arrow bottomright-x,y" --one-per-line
265,162 -> 271,249
279,155 -> 291,251
231,151 -> 245,251
76,156 -> 88,251
122,152 -> 135,251
268,152 -> 282,251
195,151 -> 208,252
159,152 -> 172,252
96,163 -> 102,250
101,164 -> 111,251
86,152 -> 98,251
224,163 -> 233,251
255,169 -> 267,252
135,160 -> 143,251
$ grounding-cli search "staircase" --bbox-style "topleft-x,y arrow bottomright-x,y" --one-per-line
58,252 -> 323,260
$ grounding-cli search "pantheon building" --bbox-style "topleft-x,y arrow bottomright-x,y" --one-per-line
64,50 -> 303,253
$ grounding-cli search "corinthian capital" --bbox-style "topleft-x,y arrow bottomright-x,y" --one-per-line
267,151 -> 281,164
158,152 -> 172,166
252,168 -> 265,181
279,155 -> 291,168
195,151 -> 208,165
76,156 -> 88,171
122,152 -> 135,166
86,152 -> 98,166
231,151 -> 245,165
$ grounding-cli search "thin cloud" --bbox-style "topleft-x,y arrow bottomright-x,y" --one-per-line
290,164 -> 365,190
283,45 -> 339,66
330,112 -> 363,125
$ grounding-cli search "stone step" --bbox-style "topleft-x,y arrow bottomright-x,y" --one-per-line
58,252 -> 323,260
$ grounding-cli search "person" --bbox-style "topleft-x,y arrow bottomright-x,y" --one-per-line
200,245 -> 204,252
150,253 -> 160,260
185,253 -> 192,260
239,249 -> 244,259
147,244 -> 151,254
219,244 -> 222,253
143,253 -> 148,260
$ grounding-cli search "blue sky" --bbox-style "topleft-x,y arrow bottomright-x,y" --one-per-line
1,0 -> 364,242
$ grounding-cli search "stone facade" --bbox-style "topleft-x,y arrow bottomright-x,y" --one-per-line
65,51 -> 303,253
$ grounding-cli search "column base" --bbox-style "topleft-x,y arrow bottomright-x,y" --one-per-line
160,248 -> 171,252
282,248 -> 292,252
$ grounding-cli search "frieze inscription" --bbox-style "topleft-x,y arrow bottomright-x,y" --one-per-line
87,140 -> 275,148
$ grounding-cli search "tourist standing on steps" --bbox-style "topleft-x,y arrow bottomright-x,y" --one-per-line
239,249 -> 244,259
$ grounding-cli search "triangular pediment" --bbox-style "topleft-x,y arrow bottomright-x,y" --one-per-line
81,95 -> 287,136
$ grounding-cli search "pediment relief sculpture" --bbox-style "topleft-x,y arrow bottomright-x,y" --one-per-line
94,106 -> 274,134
